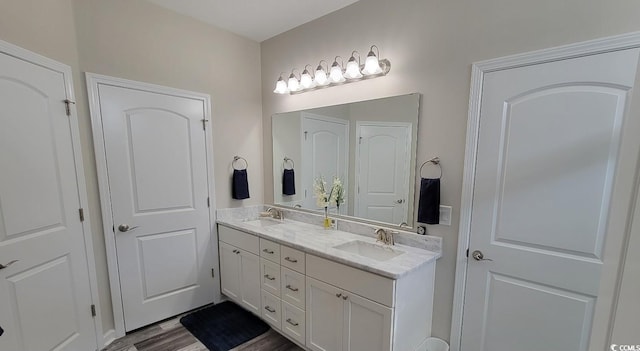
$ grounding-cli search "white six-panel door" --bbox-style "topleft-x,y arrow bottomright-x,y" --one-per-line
354,122 -> 411,224
460,48 -> 640,351
92,79 -> 217,332
0,46 -> 97,350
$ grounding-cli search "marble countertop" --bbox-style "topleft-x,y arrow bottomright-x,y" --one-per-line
216,217 -> 441,279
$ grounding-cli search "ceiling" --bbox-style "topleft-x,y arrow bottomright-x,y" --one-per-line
145,0 -> 360,42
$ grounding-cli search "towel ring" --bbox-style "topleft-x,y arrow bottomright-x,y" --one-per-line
283,157 -> 295,170
232,156 -> 248,170
419,157 -> 442,179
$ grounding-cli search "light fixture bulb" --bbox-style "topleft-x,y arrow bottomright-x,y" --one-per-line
287,73 -> 300,92
363,49 -> 383,75
300,69 -> 315,89
273,76 -> 288,94
329,61 -> 345,83
315,65 -> 328,86
344,57 -> 362,79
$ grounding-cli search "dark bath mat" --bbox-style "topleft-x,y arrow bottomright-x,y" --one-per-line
180,301 -> 270,351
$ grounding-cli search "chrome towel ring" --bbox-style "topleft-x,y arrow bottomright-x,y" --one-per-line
232,156 -> 248,170
283,157 -> 295,170
419,157 -> 442,179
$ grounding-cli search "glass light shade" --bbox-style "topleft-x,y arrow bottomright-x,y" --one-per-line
273,77 -> 288,94
329,63 -> 345,83
287,74 -> 300,92
315,66 -> 328,86
344,58 -> 363,79
300,70 -> 315,89
363,52 -> 383,75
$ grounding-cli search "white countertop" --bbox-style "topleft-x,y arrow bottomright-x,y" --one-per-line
216,217 -> 441,279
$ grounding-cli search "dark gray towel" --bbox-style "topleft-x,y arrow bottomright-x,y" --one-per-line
232,169 -> 250,199
283,169 -> 295,195
417,178 -> 440,224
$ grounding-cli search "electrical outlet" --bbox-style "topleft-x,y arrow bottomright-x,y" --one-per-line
439,205 -> 452,226
329,218 -> 338,230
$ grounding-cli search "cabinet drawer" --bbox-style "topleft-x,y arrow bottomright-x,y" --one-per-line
218,225 -> 259,255
260,238 -> 280,263
281,246 -> 305,273
281,267 -> 305,309
282,301 -> 305,345
260,258 -> 281,297
261,290 -> 282,329
307,254 -> 395,307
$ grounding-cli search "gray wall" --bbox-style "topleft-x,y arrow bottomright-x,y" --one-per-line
260,0 -> 640,340
1,0 -> 263,336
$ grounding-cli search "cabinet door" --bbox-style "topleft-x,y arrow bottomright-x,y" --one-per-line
239,250 -> 261,314
306,277 -> 344,351
219,242 -> 241,301
343,293 -> 393,351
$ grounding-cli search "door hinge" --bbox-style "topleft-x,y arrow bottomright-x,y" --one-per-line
202,119 -> 208,131
466,248 -> 469,258
90,304 -> 96,317
207,197 -> 210,208
63,99 -> 76,116
79,208 -> 85,222
211,268 -> 215,278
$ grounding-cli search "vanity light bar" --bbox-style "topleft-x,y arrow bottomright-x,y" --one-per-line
273,45 -> 391,95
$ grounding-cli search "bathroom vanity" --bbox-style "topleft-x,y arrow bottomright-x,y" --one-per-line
216,209 -> 440,351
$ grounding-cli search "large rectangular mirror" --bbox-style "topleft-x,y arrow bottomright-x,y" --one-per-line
272,93 -> 420,227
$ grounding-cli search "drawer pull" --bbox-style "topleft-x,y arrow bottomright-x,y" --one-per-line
264,274 -> 276,281
264,306 -> 276,313
286,318 -> 299,327
284,257 -> 298,263
286,284 -> 299,292
263,249 -> 275,254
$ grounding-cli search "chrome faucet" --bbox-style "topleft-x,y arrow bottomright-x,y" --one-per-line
265,207 -> 284,221
375,228 -> 395,246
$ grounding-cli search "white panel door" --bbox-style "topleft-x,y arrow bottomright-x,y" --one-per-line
461,49 -> 640,351
354,123 -> 411,224
301,114 -> 349,213
97,84 -> 216,331
0,50 -> 96,350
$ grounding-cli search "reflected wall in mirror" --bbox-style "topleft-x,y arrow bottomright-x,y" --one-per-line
272,93 -> 420,227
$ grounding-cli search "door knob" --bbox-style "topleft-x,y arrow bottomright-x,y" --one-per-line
396,199 -> 404,204
472,250 -> 493,261
0,260 -> 18,270
118,224 -> 139,232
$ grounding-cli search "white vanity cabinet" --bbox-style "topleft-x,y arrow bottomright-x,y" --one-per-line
217,223 -> 436,351
218,227 -> 261,315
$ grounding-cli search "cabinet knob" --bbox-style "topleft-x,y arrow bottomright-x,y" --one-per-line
342,295 -> 348,300
336,293 -> 342,298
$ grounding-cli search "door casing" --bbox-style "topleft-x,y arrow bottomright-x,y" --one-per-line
86,73 -> 218,338
451,31 -> 640,351
0,40 -> 103,348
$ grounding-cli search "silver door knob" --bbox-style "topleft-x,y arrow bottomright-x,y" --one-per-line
472,250 -> 493,261
118,224 -> 139,232
396,199 -> 404,204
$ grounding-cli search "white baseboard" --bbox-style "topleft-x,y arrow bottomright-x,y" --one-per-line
102,329 -> 116,348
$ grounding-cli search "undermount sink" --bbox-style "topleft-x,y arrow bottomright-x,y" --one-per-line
333,240 -> 405,261
242,218 -> 283,227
